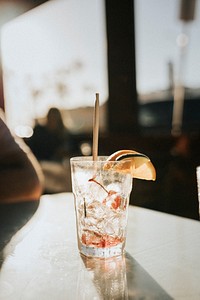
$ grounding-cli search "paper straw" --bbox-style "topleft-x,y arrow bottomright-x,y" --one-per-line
92,93 -> 99,161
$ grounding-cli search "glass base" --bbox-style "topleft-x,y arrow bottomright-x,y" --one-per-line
80,243 -> 124,258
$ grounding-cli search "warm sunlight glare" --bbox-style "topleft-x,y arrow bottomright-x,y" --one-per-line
1,0 -> 108,134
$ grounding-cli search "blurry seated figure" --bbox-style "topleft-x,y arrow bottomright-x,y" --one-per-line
163,134 -> 199,220
26,107 -> 77,193
27,107 -> 77,162
0,114 -> 43,204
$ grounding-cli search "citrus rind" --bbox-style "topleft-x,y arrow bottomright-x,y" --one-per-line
104,149 -> 156,181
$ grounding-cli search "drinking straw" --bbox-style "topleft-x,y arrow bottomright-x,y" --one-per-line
92,93 -> 99,161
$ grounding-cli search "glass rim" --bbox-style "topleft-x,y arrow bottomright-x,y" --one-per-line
70,156 -> 133,164
70,156 -> 134,172
70,156 -> 109,163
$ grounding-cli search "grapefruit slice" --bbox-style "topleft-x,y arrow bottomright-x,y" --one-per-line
104,149 -> 156,181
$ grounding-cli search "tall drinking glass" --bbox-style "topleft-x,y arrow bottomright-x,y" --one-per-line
70,156 -> 133,258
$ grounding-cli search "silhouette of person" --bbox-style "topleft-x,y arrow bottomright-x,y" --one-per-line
27,107 -> 76,162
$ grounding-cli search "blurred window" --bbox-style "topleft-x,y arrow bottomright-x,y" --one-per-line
1,0 -> 108,136
135,0 -> 200,135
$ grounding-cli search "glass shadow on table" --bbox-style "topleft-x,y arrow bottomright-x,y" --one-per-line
80,252 -> 173,300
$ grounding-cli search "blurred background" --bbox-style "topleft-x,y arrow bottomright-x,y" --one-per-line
0,0 -> 199,219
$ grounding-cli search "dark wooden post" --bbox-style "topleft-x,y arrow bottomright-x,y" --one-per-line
105,0 -> 138,134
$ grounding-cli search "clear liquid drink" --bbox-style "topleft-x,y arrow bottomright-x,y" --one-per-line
70,156 -> 133,258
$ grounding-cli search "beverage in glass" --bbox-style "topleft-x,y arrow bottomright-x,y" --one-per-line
70,156 -> 133,258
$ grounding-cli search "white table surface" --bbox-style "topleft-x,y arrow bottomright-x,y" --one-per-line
0,193 -> 200,300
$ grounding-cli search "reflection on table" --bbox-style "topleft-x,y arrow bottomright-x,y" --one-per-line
0,193 -> 200,299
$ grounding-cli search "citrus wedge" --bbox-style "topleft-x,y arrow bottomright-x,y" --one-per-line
104,149 -> 156,181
